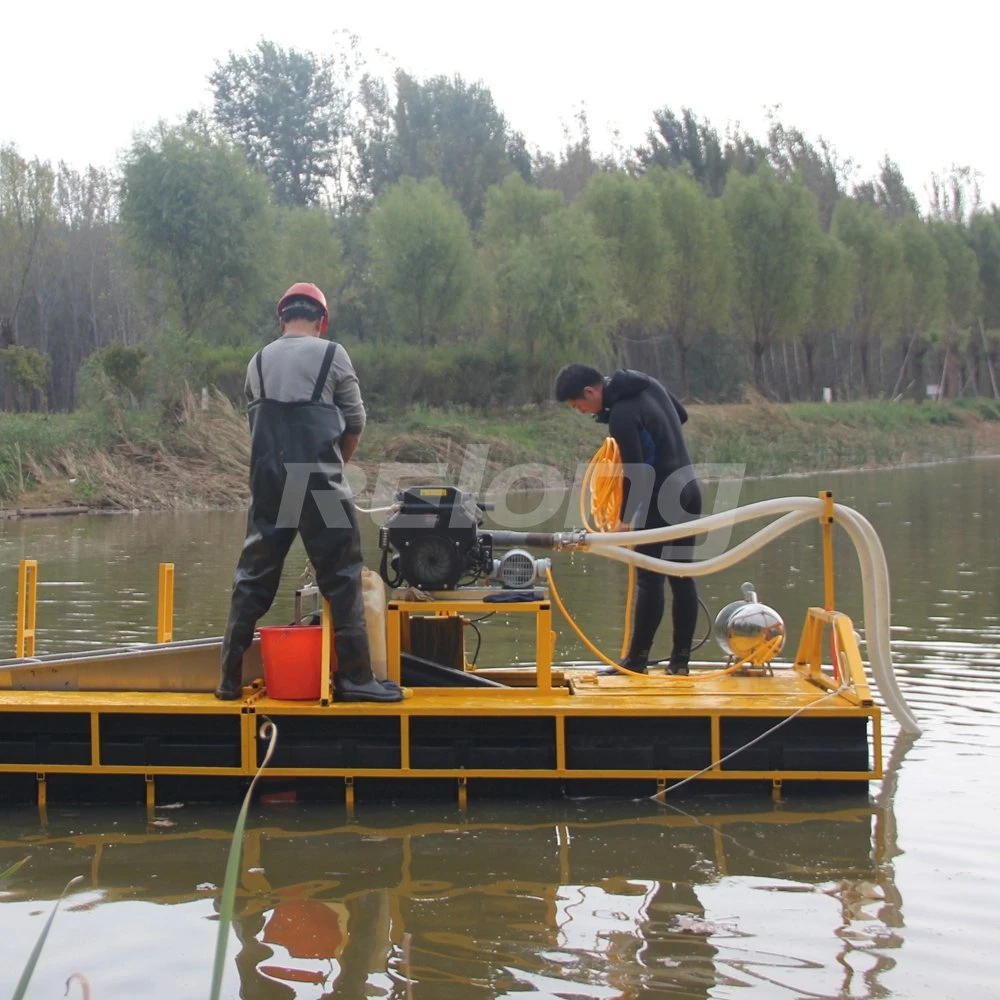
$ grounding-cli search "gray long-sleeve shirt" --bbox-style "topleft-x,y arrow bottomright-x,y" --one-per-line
244,335 -> 366,434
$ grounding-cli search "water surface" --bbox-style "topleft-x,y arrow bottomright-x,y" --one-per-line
0,458 -> 997,999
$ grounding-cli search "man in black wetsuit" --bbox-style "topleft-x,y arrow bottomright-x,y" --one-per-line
215,282 -> 402,703
555,364 -> 702,675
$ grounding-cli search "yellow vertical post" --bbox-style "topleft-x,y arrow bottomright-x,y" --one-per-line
400,715 -> 411,770
536,603 -> 553,692
320,598 -> 333,706
386,606 -> 402,685
157,563 -> 175,643
820,491 -> 835,612
16,559 -> 38,658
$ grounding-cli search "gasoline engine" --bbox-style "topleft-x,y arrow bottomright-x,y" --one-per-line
377,486 -> 551,591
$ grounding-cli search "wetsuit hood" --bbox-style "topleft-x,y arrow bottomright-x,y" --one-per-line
595,369 -> 653,423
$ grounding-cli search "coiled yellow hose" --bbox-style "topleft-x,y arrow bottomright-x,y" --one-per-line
553,437 -> 742,682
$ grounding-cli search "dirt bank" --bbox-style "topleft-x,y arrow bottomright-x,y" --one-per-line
4,398 -> 1000,516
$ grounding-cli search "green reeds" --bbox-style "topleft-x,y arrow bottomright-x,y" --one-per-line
10,874 -> 84,1000
208,719 -> 278,1000
0,856 -> 30,883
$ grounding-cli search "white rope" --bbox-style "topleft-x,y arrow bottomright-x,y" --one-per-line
353,503 -> 397,514
653,686 -> 848,799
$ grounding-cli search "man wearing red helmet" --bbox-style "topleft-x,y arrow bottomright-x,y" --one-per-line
215,282 -> 403,703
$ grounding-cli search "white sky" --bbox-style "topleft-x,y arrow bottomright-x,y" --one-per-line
2,0 -> 998,209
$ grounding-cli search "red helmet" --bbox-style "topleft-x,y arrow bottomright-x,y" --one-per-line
277,282 -> 329,333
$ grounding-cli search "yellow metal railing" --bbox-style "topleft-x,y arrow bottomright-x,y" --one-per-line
16,559 -> 38,658
157,562 -> 175,643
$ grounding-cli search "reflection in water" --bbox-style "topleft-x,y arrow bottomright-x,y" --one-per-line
0,760 -> 913,999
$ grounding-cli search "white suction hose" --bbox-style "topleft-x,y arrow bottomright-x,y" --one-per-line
576,496 -> 921,735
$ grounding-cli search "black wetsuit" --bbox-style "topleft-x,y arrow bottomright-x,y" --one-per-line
219,340 -> 373,693
598,369 -> 702,665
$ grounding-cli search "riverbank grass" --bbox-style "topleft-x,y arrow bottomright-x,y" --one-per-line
0,397 -> 998,510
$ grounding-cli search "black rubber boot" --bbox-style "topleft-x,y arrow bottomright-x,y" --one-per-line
596,653 -> 649,677
334,676 -> 405,703
667,646 -> 690,676
214,663 -> 244,701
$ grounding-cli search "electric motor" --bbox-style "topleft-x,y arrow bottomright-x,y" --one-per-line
714,582 -> 786,665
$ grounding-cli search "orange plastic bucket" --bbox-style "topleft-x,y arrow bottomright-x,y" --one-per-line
258,625 -> 334,700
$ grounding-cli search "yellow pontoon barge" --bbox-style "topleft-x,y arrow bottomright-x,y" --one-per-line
0,493 -> 920,806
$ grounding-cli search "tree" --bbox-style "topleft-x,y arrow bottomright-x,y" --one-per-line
894,216 -> 945,401
210,40 -> 347,207
854,156 -> 919,221
348,72 -> 395,207
766,114 -> 854,231
723,168 -> 819,392
381,72 -> 530,225
647,169 -> 732,396
481,173 -> 564,247
832,200 -> 904,395
368,177 -> 475,344
99,343 -> 148,405
634,107 -> 729,197
0,345 -> 51,410
532,108 -> 607,203
120,124 -> 275,339
277,206 -> 346,308
929,221 -> 980,396
581,172 -> 672,369
928,166 -> 982,225
492,205 -> 611,395
966,212 -> 1000,396
801,231 -> 855,397
0,145 -> 54,348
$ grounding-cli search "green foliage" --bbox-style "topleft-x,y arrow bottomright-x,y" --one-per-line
383,72 -> 529,224
493,206 -> 612,393
143,329 -> 255,418
121,124 -> 275,338
896,216 -> 946,341
646,169 -> 733,394
481,173 -> 564,246
796,230 -> 855,397
930,221 -> 980,331
853,156 -> 920,221
276,205 -> 347,305
634,107 -> 731,196
968,213 -> 1000,330
0,344 -> 51,393
808,231 -> 856,334
99,343 -> 148,399
210,40 -> 346,207
832,200 -> 904,394
765,116 -> 851,231
351,341 -> 528,415
368,177 -> 476,344
581,172 -> 672,330
723,168 -> 819,390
